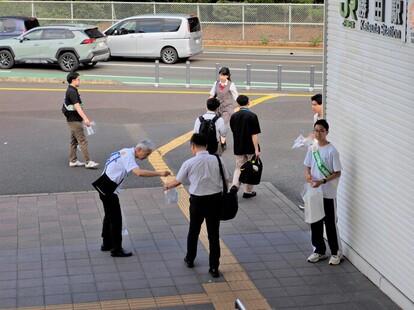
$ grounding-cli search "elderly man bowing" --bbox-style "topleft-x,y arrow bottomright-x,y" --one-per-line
93,139 -> 170,257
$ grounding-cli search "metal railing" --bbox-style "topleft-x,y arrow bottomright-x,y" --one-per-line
109,60 -> 322,91
0,1 -> 324,44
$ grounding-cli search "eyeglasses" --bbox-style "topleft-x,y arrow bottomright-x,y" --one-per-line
313,129 -> 326,133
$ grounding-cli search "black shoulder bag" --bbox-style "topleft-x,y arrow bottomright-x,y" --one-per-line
215,155 -> 238,221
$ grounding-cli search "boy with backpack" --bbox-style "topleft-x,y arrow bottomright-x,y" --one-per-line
194,98 -> 227,155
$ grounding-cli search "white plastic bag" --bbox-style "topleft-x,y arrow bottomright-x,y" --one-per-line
120,206 -> 128,236
292,134 -> 314,149
84,121 -> 96,136
301,183 -> 324,224
164,188 -> 178,204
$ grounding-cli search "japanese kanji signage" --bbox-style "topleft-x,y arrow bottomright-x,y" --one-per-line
340,0 -> 409,42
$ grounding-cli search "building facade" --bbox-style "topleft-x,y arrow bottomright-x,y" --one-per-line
325,0 -> 414,308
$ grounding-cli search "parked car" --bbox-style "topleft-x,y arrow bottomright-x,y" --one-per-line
104,14 -> 203,64
0,24 -> 110,71
0,16 -> 39,40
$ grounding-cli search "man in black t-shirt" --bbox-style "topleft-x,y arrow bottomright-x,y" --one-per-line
229,95 -> 261,198
63,72 -> 99,169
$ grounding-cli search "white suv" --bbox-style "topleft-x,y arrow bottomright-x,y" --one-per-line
0,24 -> 110,71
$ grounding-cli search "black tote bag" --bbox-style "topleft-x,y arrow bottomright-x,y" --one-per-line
239,155 -> 263,185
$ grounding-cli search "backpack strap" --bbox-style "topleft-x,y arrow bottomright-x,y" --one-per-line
212,115 -> 220,123
199,116 -> 205,123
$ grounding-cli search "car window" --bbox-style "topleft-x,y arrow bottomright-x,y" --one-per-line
84,28 -> 105,38
188,17 -> 201,32
163,19 -> 181,32
114,20 -> 136,35
64,29 -> 75,39
42,29 -> 67,40
138,20 -> 162,33
1,19 -> 17,33
24,29 -> 43,40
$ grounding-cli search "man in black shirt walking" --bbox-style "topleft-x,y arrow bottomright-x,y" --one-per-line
63,72 -> 99,169
229,95 -> 261,198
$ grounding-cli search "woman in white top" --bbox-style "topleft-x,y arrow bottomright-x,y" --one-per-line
209,67 -> 238,150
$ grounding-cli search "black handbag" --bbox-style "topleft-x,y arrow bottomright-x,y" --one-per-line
92,173 -> 119,196
239,155 -> 263,185
215,155 -> 238,221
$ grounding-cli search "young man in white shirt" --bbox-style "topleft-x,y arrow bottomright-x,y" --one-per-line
194,98 -> 227,155
304,119 -> 343,265
163,134 -> 231,278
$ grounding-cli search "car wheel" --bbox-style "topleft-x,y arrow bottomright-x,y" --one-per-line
161,47 -> 178,64
58,52 -> 79,72
0,50 -> 15,69
83,61 -> 97,68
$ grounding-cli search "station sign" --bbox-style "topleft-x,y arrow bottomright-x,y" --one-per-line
340,0 -> 411,43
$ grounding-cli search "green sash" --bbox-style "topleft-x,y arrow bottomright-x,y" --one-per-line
312,147 -> 331,178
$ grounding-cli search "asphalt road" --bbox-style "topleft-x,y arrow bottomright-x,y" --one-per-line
0,82 -> 312,206
0,52 -> 323,90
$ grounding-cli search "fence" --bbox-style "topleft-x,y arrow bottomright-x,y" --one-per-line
0,1 -> 324,44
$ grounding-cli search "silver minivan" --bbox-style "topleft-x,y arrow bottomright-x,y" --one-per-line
104,14 -> 202,64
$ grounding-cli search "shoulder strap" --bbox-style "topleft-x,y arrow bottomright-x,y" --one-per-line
212,115 -> 220,123
199,116 -> 205,122
214,155 -> 227,193
312,147 -> 332,178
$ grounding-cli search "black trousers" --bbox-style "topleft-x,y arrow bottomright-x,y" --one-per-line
99,192 -> 122,251
310,198 -> 340,256
187,192 -> 221,269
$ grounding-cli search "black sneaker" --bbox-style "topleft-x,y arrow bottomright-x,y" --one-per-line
242,191 -> 257,199
111,248 -> 132,257
209,268 -> 220,278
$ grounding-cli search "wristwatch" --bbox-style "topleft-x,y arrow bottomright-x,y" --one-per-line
323,179 -> 327,184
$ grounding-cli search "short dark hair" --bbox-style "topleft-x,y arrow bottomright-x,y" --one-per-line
190,133 -> 207,148
236,95 -> 249,106
206,98 -> 220,111
67,71 -> 79,84
314,119 -> 329,131
311,94 -> 322,105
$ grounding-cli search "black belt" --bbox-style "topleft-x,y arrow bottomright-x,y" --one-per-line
190,192 -> 222,198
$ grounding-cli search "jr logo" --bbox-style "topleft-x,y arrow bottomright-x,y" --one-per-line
340,0 -> 358,20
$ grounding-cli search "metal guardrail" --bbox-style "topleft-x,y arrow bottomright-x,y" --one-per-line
148,61 -> 321,91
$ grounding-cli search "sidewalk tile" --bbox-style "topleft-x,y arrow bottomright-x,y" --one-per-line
0,183 -> 401,310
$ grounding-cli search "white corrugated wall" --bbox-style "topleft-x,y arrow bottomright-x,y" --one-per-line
325,1 -> 414,308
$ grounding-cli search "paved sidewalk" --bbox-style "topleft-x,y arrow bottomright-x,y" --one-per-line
0,183 -> 399,310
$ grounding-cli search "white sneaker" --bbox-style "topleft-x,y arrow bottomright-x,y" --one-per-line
307,253 -> 327,263
329,254 -> 343,265
69,160 -> 85,167
85,161 -> 99,169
